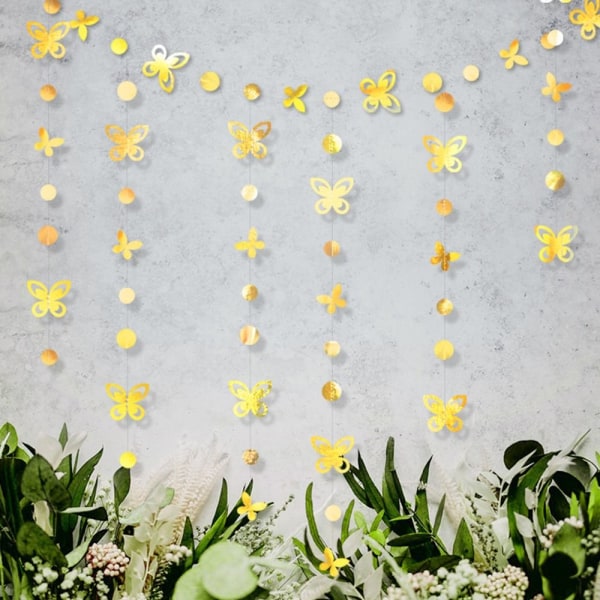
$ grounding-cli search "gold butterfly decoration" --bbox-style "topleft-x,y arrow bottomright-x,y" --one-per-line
105,124 -> 150,162
359,69 -> 401,113
310,177 -> 354,215
311,435 -> 354,474
27,280 -> 71,318
70,10 -> 100,42
499,39 -> 528,69
228,380 -> 272,418
34,127 -> 64,157
227,121 -> 272,159
430,241 -> 460,272
534,225 -> 578,263
283,84 -> 308,113
234,227 -> 265,259
26,21 -> 70,59
106,383 -> 149,421
423,135 -> 467,173
142,45 -> 190,94
317,283 -> 347,314
569,0 -> 600,40
112,230 -> 143,261
541,72 -> 572,103
423,394 -> 467,432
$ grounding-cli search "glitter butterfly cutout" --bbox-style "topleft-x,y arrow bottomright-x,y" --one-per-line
359,69 -> 401,113
27,280 -> 71,318
430,241 -> 461,271
227,121 -> 272,159
569,0 -> 600,40
541,72 -> 572,103
534,225 -> 578,263
106,383 -> 149,421
228,380 -> 272,418
26,21 -> 70,59
423,135 -> 468,173
105,124 -> 150,162
317,283 -> 347,314
311,435 -> 355,474
499,39 -> 528,69
423,394 -> 467,432
142,45 -> 190,93
34,127 -> 64,157
112,230 -> 143,261
310,177 -> 354,216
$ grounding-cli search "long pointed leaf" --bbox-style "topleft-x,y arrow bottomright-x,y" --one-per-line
305,483 -> 326,552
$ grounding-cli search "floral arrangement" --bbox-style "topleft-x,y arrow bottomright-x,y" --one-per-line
1,423 -> 598,599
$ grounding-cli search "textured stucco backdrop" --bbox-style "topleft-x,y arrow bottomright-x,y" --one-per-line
1,1 -> 599,534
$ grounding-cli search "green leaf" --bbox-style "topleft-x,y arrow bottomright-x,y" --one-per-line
388,532 -> 435,546
504,440 -> 544,470
16,522 -> 67,567
355,452 -> 385,513
343,466 -> 369,505
172,566 -> 214,600
181,516 -> 195,569
211,479 -> 229,524
195,510 -> 227,560
113,466 -> 131,515
58,424 -> 68,449
452,518 -> 474,560
541,552 -> 578,599
414,457 -> 433,531
21,454 -> 71,511
340,499 -> 355,542
0,457 -> 26,535
589,477 -> 600,529
551,523 -> 586,574
305,482 -> 326,552
433,494 -> 446,535
406,554 -> 460,573
60,505 -> 108,520
0,423 -> 19,456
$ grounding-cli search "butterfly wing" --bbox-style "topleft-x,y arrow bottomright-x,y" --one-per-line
126,383 -> 149,421
48,22 -> 70,59
107,383 -> 128,421
331,177 -> 354,214
423,136 -> 445,173
125,125 -> 149,161
534,225 -> 557,263
311,436 -> 336,473
249,122 -> 271,159
105,125 -> 128,161
47,280 -> 71,318
555,225 -> 578,263
423,394 -> 446,432
430,241 -> 444,266
166,51 -> 190,70
445,395 -> 467,432
228,121 -> 251,159
229,380 -> 251,417
27,280 -> 49,318
444,135 -> 468,173
248,380 -> 272,417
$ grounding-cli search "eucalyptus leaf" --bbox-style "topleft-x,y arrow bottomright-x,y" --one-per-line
363,565 -> 384,600
298,575 -> 334,600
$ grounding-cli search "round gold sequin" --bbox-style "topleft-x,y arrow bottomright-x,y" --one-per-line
40,84 -> 57,102
110,38 -> 128,55
43,0 -> 61,15
323,240 -> 341,257
547,129 -> 564,146
325,504 -> 342,522
241,184 -> 258,201
242,284 -> 258,301
40,184 -> 57,202
200,71 -> 221,92
545,170 -> 565,191
436,198 -> 453,216
434,92 -> 454,113
422,72 -> 443,93
38,225 -> 59,246
322,133 -> 342,154
119,287 -> 136,304
322,381 -> 342,402
242,449 -> 259,465
323,90 -> 341,108
324,341 -> 341,357
120,451 -> 137,469
547,29 -> 564,47
243,83 -> 261,100
240,325 -> 260,346
116,328 -> 137,349
118,187 -> 136,205
41,348 -> 58,366
436,298 -> 454,316
540,33 -> 554,50
434,339 -> 454,360
463,65 -> 480,82
117,81 -> 137,101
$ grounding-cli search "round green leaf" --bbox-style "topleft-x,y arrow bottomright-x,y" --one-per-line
173,566 -> 214,600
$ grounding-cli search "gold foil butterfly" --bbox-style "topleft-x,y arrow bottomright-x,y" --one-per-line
228,380 -> 272,418
311,435 -> 354,474
105,125 -> 150,162
227,121 -> 272,159
112,230 -> 143,261
142,45 -> 190,94
26,21 -> 70,59
234,227 -> 265,259
70,10 -> 100,42
310,177 -> 354,215
359,69 -> 401,113
283,84 -> 308,113
106,383 -> 149,421
430,242 -> 460,271
534,225 -> 578,263
317,283 -> 346,314
541,72 -> 572,103
34,128 -> 64,157
423,394 -> 467,432
423,135 -> 467,173
569,0 -> 600,40
27,280 -> 71,318
499,39 -> 528,69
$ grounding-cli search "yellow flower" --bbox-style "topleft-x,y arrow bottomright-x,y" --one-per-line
569,0 -> 600,40
316,283 -> 346,314
236,491 -> 267,521
319,547 -> 349,577
34,127 -> 64,157
283,84 -> 308,113
499,39 -> 528,69
234,227 -> 265,259
70,10 -> 100,42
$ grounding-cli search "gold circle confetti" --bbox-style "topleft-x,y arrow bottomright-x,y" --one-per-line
547,29 -> 564,47
242,449 -> 259,465
436,298 -> 454,316
200,71 -> 221,92
118,187 -> 136,205
240,325 -> 260,346
325,504 -> 342,522
119,287 -> 136,304
436,198 -> 453,216
324,341 -> 341,357
322,381 -> 342,402
242,284 -> 258,301
41,348 -> 58,366
323,90 -> 341,108
110,38 -> 128,55
117,81 -> 137,101
545,170 -> 565,191
434,92 -> 454,113
422,72 -> 443,93
40,84 -> 57,102
43,0 -> 61,15
116,328 -> 137,349
540,33 -> 553,50
323,240 -> 341,257
241,184 -> 258,201
243,83 -> 261,100
38,225 -> 59,246
322,133 -> 342,154
547,129 -> 565,146
40,184 -> 57,202
463,65 -> 480,82
120,451 -> 137,469
434,339 -> 455,360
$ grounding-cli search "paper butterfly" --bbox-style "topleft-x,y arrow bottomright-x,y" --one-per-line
112,230 -> 143,261
499,39 -> 528,69
310,177 -> 354,215
311,435 -> 355,474
34,127 -> 64,157
234,227 -> 265,259
283,84 -> 308,113
317,283 -> 346,314
423,135 -> 467,173
534,225 -> 578,263
430,241 -> 461,271
227,121 -> 272,159
105,124 -> 150,162
423,394 -> 467,432
27,280 -> 71,318
106,383 -> 149,421
359,69 -> 401,113
70,10 -> 100,42
569,0 -> 600,40
26,21 -> 70,60
142,45 -> 190,94
228,380 -> 272,418
541,72 -> 572,103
